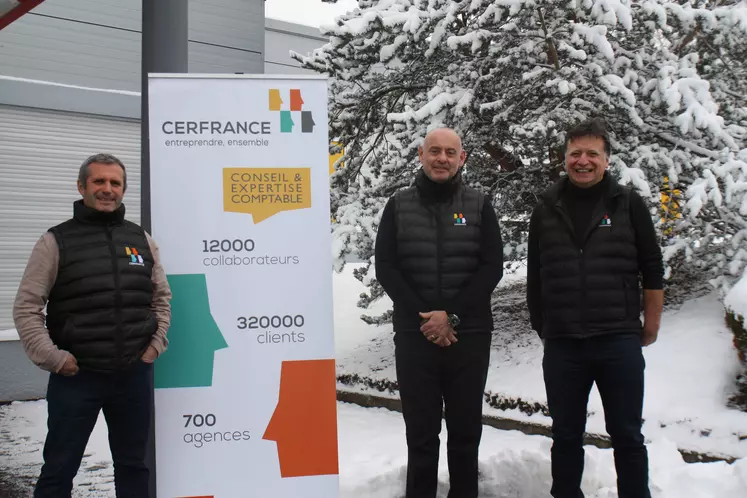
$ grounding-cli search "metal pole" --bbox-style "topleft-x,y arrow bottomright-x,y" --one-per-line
141,0 -> 188,233
141,1 -> 188,496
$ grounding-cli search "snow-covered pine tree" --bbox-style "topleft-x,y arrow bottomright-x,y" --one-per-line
299,0 -> 747,318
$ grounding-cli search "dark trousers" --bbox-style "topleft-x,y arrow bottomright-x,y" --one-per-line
543,334 -> 650,498
34,360 -> 153,498
395,331 -> 491,498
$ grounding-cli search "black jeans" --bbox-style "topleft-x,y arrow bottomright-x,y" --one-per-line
34,359 -> 153,498
543,334 -> 650,498
395,331 -> 491,498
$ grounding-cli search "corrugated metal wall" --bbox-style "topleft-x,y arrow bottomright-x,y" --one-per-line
0,105 -> 141,329
0,0 -> 265,91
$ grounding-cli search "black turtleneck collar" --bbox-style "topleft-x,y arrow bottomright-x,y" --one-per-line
561,172 -> 611,245
564,171 -> 610,200
73,199 -> 126,225
415,169 -> 462,202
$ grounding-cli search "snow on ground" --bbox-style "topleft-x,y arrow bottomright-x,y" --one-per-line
2,401 -> 747,497
726,273 -> 747,319
2,264 -> 747,495
0,400 -> 114,496
333,264 -> 393,359
334,263 -> 747,459
483,291 -> 747,459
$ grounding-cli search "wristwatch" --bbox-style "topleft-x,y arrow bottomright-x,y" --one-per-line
447,313 -> 460,328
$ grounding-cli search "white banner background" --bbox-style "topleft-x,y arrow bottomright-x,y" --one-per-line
148,75 -> 337,498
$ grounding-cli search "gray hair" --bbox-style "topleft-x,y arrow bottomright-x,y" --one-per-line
78,153 -> 127,191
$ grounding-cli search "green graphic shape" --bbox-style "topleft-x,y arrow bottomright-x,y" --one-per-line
155,274 -> 228,389
280,111 -> 294,133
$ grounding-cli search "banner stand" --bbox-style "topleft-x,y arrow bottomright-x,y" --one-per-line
147,74 -> 338,498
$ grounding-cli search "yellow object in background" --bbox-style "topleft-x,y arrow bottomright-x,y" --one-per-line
660,176 -> 682,237
329,142 -> 344,174
660,177 -> 682,219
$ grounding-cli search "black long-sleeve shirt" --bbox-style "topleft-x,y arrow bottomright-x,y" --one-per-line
375,195 -> 503,325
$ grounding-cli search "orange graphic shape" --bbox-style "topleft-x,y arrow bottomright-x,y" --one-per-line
290,89 -> 304,111
263,359 -> 339,478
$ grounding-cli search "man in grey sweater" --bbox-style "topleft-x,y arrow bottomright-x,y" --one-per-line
13,153 -> 171,498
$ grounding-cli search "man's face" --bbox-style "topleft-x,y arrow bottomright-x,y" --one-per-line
564,136 -> 609,188
418,129 -> 466,183
78,162 -> 125,212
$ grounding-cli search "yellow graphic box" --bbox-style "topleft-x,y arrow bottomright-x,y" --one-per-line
223,168 -> 311,223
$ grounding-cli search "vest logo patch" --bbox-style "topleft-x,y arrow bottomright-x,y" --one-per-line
599,213 -> 612,227
453,213 -> 466,226
125,246 -> 144,266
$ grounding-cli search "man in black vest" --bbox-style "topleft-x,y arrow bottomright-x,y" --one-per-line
375,128 -> 503,498
527,119 -> 664,498
13,153 -> 172,497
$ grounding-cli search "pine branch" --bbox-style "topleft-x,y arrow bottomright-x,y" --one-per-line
715,82 -> 747,101
652,131 -> 721,160
537,8 -> 560,71
700,38 -> 740,80
675,26 -> 700,55
483,143 -> 524,171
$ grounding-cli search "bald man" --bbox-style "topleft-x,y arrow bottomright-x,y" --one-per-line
375,128 -> 503,498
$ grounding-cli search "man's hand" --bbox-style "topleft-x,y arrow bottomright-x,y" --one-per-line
419,311 -> 458,347
59,353 -> 79,376
641,289 -> 663,347
141,345 -> 159,363
641,324 -> 658,347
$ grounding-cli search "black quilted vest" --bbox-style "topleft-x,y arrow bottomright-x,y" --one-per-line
46,200 -> 156,372
535,176 -> 642,338
393,172 -> 486,332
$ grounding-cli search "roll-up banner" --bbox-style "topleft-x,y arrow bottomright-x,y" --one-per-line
148,74 -> 338,498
